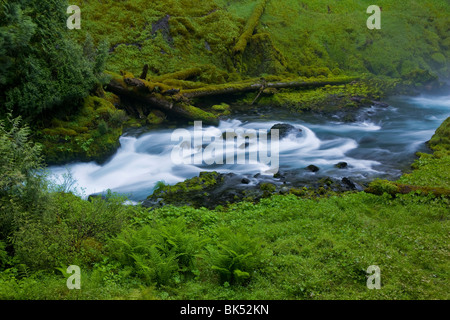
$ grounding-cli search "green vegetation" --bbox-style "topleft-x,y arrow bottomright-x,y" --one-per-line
71,0 -> 449,79
0,0 -> 108,119
36,95 -> 127,164
0,114 -> 449,300
397,117 -> 450,189
0,0 -> 449,300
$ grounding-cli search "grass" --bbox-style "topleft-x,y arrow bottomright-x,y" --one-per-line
397,117 -> 450,189
1,191 -> 448,300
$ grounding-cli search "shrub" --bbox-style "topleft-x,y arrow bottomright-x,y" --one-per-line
0,115 -> 47,239
98,120 -> 109,135
12,191 -> 134,270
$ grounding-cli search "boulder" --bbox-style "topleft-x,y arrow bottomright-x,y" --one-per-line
335,162 -> 348,169
269,123 -> 302,139
306,165 -> 320,172
341,177 -> 356,190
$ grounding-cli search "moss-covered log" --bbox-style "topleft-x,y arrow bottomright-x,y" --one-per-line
181,76 -> 359,99
233,0 -> 268,55
105,73 -> 218,125
150,67 -> 203,82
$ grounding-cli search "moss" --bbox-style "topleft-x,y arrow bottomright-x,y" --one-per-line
160,79 -> 208,89
211,103 -> 231,116
260,182 -> 276,193
151,67 -> 203,82
396,117 -> 450,190
181,103 -> 219,125
233,0 -> 268,55
150,171 -> 224,206
42,128 -> 77,137
104,92 -> 121,106
429,117 -> 450,156
72,0 -> 449,81
431,53 -> 447,66
147,110 -> 166,125
37,96 -> 126,165
240,33 -> 287,76
365,179 -> 400,196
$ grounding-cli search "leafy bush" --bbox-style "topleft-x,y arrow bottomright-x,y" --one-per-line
0,241 -> 8,270
0,115 -> 47,239
12,191 -> 135,270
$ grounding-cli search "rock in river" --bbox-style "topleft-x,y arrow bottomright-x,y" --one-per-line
335,162 -> 348,169
306,165 -> 320,172
269,123 -> 302,139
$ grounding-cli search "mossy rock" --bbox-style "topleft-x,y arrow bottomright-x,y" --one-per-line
260,182 -> 276,193
365,179 -> 400,196
431,53 -> 447,66
211,103 -> 231,116
147,110 -> 166,125
42,127 -> 78,137
39,95 -> 125,165
241,33 -> 287,76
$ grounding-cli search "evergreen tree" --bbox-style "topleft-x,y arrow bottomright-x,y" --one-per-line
0,0 -> 108,119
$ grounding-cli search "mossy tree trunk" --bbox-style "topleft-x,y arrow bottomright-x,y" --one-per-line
106,75 -> 219,125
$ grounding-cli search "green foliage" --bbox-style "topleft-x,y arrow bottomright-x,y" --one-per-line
0,241 -> 8,270
206,228 -> 265,285
71,0 -> 449,80
366,179 -> 400,196
13,191 -> 135,270
428,117 -> 450,156
0,115 -> 47,239
0,0 -> 108,119
107,219 -> 204,286
233,0 -> 268,54
0,0 -> 449,301
37,96 -> 125,164
397,117 -> 450,189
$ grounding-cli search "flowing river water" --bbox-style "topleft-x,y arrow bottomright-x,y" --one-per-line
49,93 -> 450,202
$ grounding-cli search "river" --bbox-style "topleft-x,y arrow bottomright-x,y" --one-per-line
49,93 -> 450,202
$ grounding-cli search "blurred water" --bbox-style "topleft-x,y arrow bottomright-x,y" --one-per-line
49,93 -> 450,201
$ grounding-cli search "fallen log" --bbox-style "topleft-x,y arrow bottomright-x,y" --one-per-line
105,75 -> 219,125
105,71 -> 358,124
233,0 -> 268,55
181,76 -> 359,99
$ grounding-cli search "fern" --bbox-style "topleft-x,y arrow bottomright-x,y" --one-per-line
106,218 -> 205,286
206,227 -> 263,285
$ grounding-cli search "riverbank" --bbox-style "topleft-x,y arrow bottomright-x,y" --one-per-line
46,91 -> 450,207
1,111 -> 449,300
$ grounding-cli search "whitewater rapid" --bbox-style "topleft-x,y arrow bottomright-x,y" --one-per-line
49,94 -> 450,201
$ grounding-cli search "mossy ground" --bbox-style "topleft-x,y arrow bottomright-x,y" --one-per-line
71,0 -> 449,79
396,117 -> 450,189
36,95 -> 128,164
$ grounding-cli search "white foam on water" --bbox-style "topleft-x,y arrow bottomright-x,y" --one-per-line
48,93 -> 450,200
